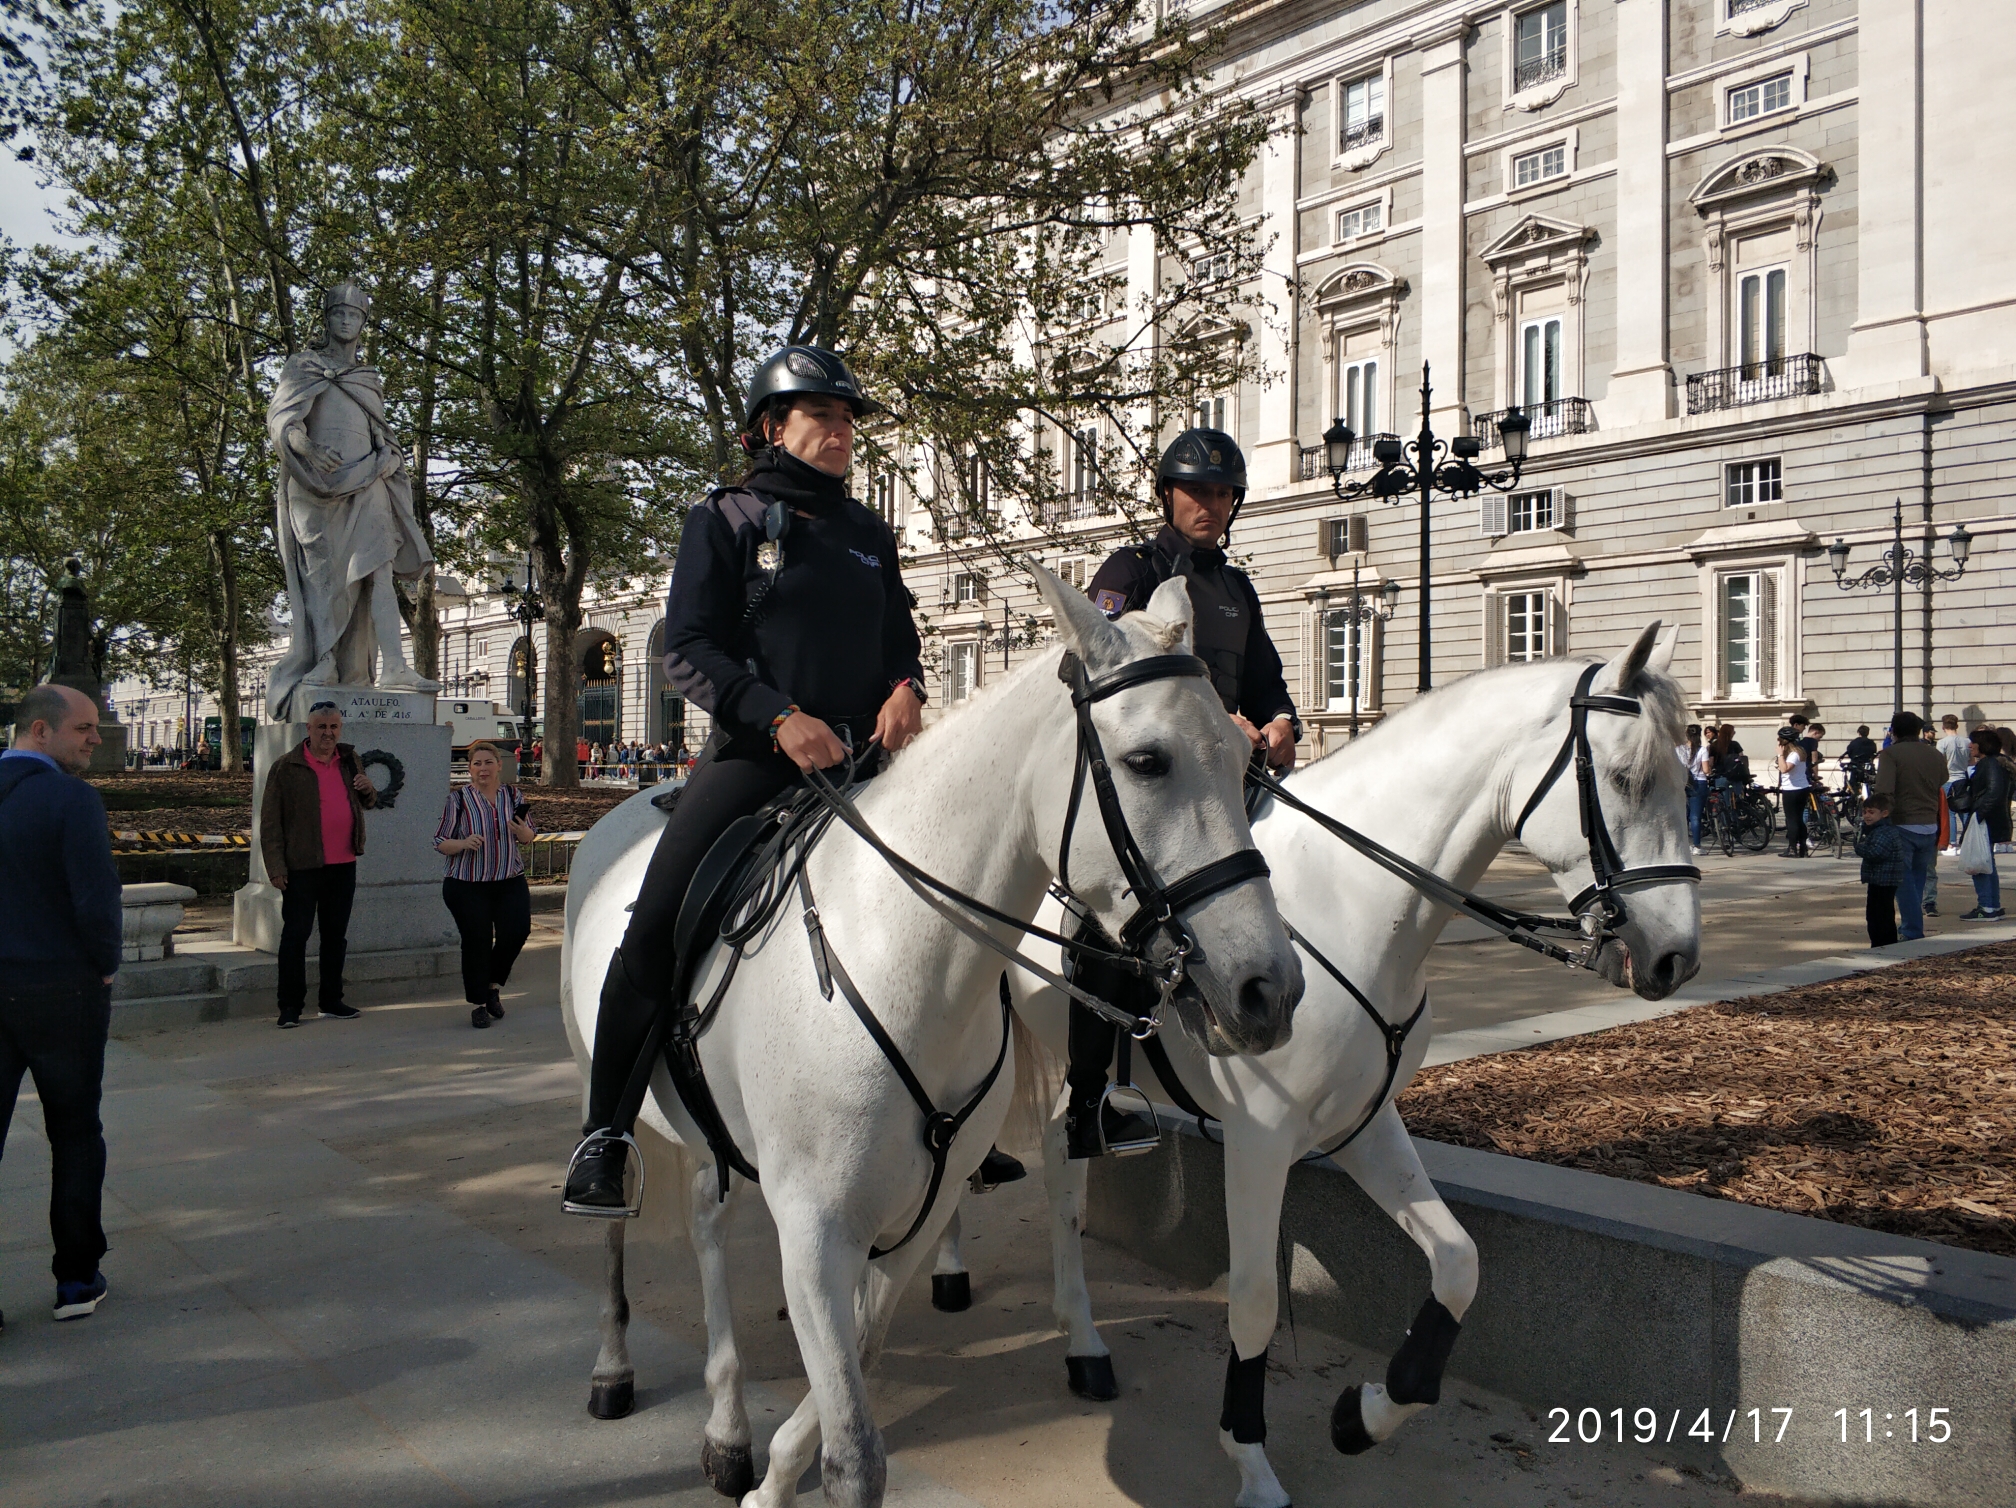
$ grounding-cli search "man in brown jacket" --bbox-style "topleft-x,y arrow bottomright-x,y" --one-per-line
261,701 -> 377,1026
1874,711 -> 1947,941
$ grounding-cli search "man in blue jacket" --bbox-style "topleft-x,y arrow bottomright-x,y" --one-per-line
1,684 -> 123,1323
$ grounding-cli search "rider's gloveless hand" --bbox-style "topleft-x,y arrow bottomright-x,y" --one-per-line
874,682 -> 924,753
776,711 -> 849,772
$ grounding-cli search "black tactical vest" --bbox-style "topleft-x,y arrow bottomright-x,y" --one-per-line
1152,543 -> 1246,714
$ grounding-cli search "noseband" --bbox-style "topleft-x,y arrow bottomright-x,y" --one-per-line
1511,662 -> 1701,930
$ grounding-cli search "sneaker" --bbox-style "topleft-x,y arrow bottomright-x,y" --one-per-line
1960,907 -> 2006,921
319,1003 -> 361,1020
1690,846 -> 1703,856
278,1016 -> 301,1030
1943,847 -> 1961,857
484,986 -> 505,1020
470,1005 -> 492,1029
53,1272 -> 107,1320
1924,904 -> 1940,917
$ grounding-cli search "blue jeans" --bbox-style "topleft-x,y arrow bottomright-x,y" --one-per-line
0,968 -> 111,1283
1972,848 -> 2002,914
1686,779 -> 1708,848
1896,828 -> 1941,940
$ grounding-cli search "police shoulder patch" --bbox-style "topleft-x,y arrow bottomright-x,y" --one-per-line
1094,588 -> 1127,617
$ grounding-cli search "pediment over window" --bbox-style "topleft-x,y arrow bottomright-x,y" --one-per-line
1688,148 -> 1827,216
1314,263 -> 1406,314
1480,215 -> 1593,267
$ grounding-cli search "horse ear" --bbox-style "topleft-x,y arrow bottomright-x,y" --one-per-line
1026,559 -> 1128,668
1143,575 -> 1195,653
1600,620 -> 1664,693
1648,622 -> 1678,677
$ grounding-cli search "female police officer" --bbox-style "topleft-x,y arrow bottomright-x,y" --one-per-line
563,345 -> 930,1211
1064,426 -> 1301,1158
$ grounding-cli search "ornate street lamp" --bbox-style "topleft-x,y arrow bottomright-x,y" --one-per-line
1828,500 -> 1972,716
500,551 -> 546,761
1322,363 -> 1529,693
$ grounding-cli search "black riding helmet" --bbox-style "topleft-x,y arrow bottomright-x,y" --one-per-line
740,344 -> 884,452
1156,427 -> 1248,539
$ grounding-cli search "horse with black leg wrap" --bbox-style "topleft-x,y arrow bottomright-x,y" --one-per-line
938,621 -> 1701,1508
561,567 -> 1302,1508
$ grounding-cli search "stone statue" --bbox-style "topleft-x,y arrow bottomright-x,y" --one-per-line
44,556 -> 127,772
264,281 -> 438,722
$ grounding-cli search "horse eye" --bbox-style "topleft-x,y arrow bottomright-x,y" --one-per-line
1122,750 -> 1170,778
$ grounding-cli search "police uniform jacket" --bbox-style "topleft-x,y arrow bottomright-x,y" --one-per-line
1086,524 -> 1297,728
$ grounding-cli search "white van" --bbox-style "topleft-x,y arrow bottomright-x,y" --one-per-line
436,699 -> 526,755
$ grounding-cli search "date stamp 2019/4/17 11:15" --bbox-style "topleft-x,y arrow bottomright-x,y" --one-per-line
1542,1407 -> 1956,1447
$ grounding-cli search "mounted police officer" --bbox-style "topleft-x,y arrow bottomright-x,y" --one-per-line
1064,427 -> 1300,1159
564,345 -> 936,1211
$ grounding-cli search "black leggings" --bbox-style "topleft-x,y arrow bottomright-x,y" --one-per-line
585,743 -> 800,1128
1784,788 -> 1810,852
441,875 -> 533,1005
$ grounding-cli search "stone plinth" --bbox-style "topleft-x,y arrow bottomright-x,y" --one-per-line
234,689 -> 458,957
121,882 -> 196,961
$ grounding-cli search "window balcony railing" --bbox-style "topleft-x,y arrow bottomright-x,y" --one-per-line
1727,0 -> 1775,13
1513,51 -> 1567,92
1299,434 -> 1400,481
1472,397 -> 1594,449
1685,354 -> 1823,415
1341,116 -> 1384,153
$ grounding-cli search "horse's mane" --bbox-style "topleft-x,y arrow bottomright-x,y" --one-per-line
1305,653 -> 1690,797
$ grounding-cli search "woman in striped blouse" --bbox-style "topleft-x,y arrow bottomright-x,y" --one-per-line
433,741 -> 537,1029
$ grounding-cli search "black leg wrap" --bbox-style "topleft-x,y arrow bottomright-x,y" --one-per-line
1219,1345 -> 1268,1445
1385,1295 -> 1461,1407
588,1378 -> 635,1419
701,1437 -> 755,1498
1330,1384 -> 1377,1455
1065,1353 -> 1118,1401
931,1272 -> 972,1312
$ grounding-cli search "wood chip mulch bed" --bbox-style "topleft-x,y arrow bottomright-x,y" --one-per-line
1397,941 -> 2016,1257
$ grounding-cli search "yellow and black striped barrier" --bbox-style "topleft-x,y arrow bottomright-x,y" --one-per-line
110,830 -> 251,850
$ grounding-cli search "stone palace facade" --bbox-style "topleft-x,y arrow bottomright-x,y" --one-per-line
118,0 -> 2010,763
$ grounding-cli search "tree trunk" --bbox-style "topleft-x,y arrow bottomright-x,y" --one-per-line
542,595 -> 581,789
407,271 -> 448,683
211,529 -> 243,771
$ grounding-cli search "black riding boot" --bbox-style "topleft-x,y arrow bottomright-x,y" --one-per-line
1063,1000 -> 1158,1159
565,951 -> 666,1210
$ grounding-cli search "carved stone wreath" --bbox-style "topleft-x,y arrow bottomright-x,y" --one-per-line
358,748 -> 406,809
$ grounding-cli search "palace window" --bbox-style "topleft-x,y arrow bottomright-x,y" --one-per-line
1057,556 -> 1090,590
1504,590 -> 1549,662
1341,352 -> 1379,437
1195,392 -> 1231,435
1325,612 -> 1374,705
1728,72 -> 1793,124
871,471 -> 902,527
1069,426 -> 1099,505
1513,2 -> 1569,91
1340,71 -> 1386,153
1737,264 -> 1788,375
944,641 -> 979,704
1725,458 -> 1782,509
952,572 -> 982,605
1520,316 -> 1563,408
1718,571 -> 1778,698
1190,252 -> 1232,286
1336,200 -> 1383,243
1480,487 -> 1560,537
1513,144 -> 1568,188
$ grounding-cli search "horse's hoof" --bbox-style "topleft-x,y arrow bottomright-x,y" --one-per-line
701,1437 -> 755,1498
588,1378 -> 634,1419
1066,1353 -> 1119,1401
931,1272 -> 972,1312
1331,1385 -> 1376,1455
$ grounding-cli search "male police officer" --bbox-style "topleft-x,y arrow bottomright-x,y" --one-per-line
1064,427 -> 1299,1158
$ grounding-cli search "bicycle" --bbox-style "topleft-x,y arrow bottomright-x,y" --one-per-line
1807,785 -> 1846,859
1730,782 -> 1776,852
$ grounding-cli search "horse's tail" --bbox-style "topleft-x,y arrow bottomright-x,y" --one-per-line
1004,1004 -> 1067,1153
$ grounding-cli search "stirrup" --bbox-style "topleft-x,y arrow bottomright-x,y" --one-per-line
1099,1082 -> 1161,1158
562,1129 -> 645,1219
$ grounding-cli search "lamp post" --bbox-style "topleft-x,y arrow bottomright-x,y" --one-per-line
1323,362 -> 1530,694
1827,500 -> 1972,716
500,550 -> 545,764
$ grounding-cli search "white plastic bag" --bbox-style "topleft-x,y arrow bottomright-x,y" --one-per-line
1958,814 -> 1994,876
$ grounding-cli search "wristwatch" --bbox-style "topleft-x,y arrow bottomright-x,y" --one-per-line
896,676 -> 928,706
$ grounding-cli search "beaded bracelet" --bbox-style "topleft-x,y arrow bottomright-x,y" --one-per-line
769,704 -> 801,750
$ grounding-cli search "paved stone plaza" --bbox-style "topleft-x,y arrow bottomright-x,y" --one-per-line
5,849 -> 1989,1506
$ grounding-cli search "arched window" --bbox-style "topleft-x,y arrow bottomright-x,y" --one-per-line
645,620 -> 682,747
576,628 -> 622,747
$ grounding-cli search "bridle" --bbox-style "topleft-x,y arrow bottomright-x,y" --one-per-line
1510,662 -> 1703,935
1050,650 -> 1272,1029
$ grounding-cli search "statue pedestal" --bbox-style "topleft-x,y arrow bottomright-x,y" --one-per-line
234,689 -> 459,957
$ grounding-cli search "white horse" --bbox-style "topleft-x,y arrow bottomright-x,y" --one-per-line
934,622 -> 1703,1508
561,567 -> 1304,1508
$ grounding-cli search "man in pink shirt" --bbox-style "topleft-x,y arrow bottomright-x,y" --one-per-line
257,702 -> 379,1026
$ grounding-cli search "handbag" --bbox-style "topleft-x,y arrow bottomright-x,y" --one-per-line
1958,814 -> 1995,876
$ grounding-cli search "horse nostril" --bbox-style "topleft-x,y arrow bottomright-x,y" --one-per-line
1653,952 -> 1689,989
1239,974 -> 1287,1027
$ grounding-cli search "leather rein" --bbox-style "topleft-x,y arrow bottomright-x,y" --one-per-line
1216,662 -> 1700,1157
